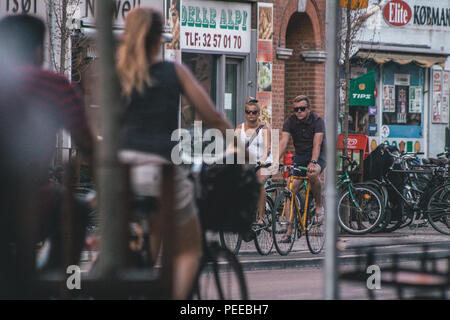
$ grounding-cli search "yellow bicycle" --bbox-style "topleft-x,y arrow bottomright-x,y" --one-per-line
272,165 -> 325,255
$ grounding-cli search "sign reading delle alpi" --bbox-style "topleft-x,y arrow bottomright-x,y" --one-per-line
350,71 -> 375,107
181,0 -> 251,53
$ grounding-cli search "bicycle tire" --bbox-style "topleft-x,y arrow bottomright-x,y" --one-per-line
189,244 -> 248,300
361,182 -> 390,233
337,185 -> 384,235
305,198 -> 325,254
272,192 -> 298,256
254,196 -> 274,255
219,231 -> 242,255
426,183 -> 450,235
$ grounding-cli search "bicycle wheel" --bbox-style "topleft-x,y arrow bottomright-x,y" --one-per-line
254,196 -> 274,255
337,185 -> 384,234
189,244 -> 248,300
272,193 -> 298,256
305,198 -> 325,254
426,184 -> 450,235
219,231 -> 242,255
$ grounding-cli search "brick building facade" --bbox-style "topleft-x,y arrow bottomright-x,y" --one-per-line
269,0 -> 326,135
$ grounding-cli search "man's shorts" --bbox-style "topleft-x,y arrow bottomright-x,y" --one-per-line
292,153 -> 327,177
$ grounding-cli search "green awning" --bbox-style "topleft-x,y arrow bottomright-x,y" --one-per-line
349,70 -> 375,107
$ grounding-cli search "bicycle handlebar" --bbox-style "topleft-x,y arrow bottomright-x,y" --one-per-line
340,155 -> 358,168
437,150 -> 449,158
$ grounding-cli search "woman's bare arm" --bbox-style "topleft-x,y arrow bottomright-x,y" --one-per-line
175,63 -> 231,136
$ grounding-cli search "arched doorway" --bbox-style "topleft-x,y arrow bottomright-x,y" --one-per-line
284,7 -> 325,117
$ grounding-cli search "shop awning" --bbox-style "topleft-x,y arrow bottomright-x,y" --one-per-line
357,50 -> 447,68
350,70 -> 375,106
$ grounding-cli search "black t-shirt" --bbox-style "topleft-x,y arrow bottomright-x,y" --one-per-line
282,113 -> 326,156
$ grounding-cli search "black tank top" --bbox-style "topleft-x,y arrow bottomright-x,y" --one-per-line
121,61 -> 181,160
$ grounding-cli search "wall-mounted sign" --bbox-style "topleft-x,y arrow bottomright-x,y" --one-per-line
0,0 -> 47,19
383,85 -> 395,112
349,71 -> 375,107
409,86 -> 423,113
383,0 -> 412,27
381,125 -> 390,138
394,73 -> 410,86
368,123 -> 378,134
368,106 -> 377,116
383,0 -> 450,29
395,86 -> 408,124
432,69 -> 450,123
257,2 -> 273,127
80,0 -> 163,28
180,0 -> 251,53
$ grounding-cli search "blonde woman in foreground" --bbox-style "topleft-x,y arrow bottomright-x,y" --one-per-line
117,7 -> 232,299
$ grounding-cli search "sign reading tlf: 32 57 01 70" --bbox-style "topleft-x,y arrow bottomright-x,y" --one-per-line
180,0 -> 251,53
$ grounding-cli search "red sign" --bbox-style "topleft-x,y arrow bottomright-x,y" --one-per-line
383,0 -> 412,27
337,134 -> 370,159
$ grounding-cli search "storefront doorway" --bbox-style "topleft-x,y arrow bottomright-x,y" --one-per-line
225,58 -> 244,127
181,53 -> 247,129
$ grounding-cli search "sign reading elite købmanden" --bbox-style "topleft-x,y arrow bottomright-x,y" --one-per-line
384,0 -> 450,29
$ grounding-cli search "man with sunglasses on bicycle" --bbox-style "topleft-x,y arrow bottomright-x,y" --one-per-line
235,97 -> 272,227
278,95 -> 326,242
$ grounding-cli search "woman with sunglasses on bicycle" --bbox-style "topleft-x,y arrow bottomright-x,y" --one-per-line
235,97 -> 272,227
117,7 -> 232,299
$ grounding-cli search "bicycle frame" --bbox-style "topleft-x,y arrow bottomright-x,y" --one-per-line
337,171 -> 362,211
381,168 -> 436,211
281,166 -> 311,233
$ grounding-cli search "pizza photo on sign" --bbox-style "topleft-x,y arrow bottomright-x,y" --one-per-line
258,62 -> 272,92
258,6 -> 273,40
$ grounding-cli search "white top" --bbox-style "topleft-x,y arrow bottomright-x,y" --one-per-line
239,123 -> 271,163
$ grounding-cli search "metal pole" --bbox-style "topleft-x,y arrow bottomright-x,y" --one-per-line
95,0 -> 127,277
324,0 -> 340,300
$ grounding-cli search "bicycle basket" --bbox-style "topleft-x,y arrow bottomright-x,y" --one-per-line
363,143 -> 398,181
197,163 -> 261,235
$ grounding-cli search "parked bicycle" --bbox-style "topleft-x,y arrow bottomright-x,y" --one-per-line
336,155 -> 385,235
362,145 -> 450,235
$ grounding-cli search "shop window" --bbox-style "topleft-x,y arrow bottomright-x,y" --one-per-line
181,52 -> 217,129
382,85 -> 422,126
349,106 -> 376,136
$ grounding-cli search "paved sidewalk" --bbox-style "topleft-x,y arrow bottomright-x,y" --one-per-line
80,226 -> 450,273
234,225 -> 450,271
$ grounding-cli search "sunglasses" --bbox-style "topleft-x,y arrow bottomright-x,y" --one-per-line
245,110 -> 259,115
294,106 -> 308,113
